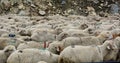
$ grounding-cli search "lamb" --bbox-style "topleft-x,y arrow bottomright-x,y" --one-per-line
7,49 -> 59,63
58,40 -> 118,63
0,45 -> 16,63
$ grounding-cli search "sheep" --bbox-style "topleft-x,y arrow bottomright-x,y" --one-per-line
48,41 -> 64,54
9,38 -> 26,48
78,23 -> 88,30
58,40 -> 118,63
56,28 -> 90,41
54,27 -> 63,35
103,48 -> 119,61
17,41 -> 48,50
0,29 -> 8,36
110,29 -> 120,39
0,38 -> 9,50
114,37 -> 120,50
31,29 -> 56,42
62,31 -> 113,48
0,36 -> 26,48
101,37 -> 119,61
0,45 -> 16,63
7,48 -> 59,63
113,37 -> 120,61
18,28 -> 32,36
48,31 -> 113,54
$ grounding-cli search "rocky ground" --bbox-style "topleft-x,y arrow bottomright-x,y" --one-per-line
0,0 -> 120,16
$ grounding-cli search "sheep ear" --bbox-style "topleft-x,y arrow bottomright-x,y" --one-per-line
4,49 -> 9,53
107,46 -> 111,50
50,52 -> 52,57
107,42 -> 112,50
56,47 -> 60,52
62,33 -> 68,39
106,32 -> 109,34
56,46 -> 61,52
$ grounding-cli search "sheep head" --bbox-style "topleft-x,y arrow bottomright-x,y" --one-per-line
3,45 -> 16,57
105,40 -> 118,50
99,31 -> 113,40
48,42 -> 63,54
57,32 -> 69,41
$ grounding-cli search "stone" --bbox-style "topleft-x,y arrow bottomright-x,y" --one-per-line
39,10 -> 46,16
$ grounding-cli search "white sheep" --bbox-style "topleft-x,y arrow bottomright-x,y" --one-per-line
48,31 -> 113,54
31,29 -> 56,42
58,40 -> 118,63
113,37 -> 120,61
48,41 -> 64,54
17,41 -> 47,50
0,29 -> 8,36
18,28 -> 32,36
110,29 -> 120,39
0,38 -> 9,50
7,49 -> 59,63
56,29 -> 90,41
62,31 -> 113,48
0,45 -> 16,63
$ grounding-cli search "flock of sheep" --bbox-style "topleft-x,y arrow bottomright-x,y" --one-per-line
0,14 -> 120,63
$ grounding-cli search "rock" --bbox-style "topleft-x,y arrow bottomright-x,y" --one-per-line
39,10 -> 46,16
18,3 -> 25,10
110,3 -> 119,14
